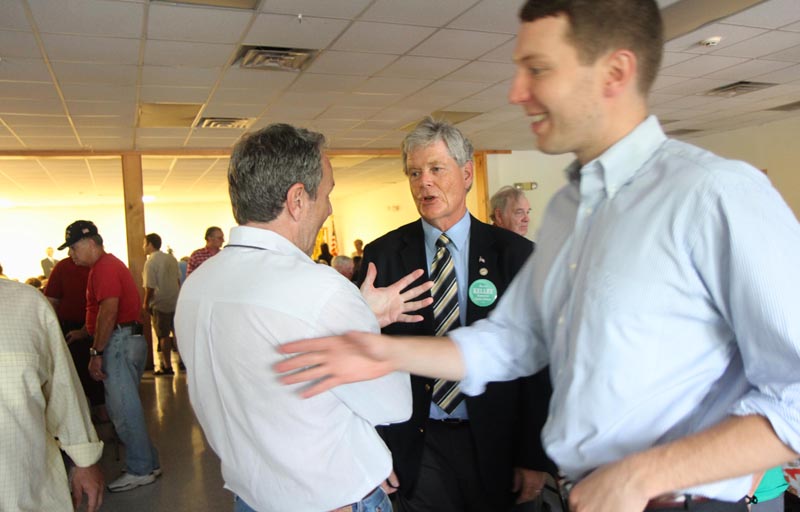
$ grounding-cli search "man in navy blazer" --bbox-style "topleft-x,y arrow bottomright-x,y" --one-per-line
358,118 -> 554,512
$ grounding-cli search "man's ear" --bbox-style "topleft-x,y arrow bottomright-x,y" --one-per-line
602,49 -> 637,98
463,160 -> 474,190
285,183 -> 306,220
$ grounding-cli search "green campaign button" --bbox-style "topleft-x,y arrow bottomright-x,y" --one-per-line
469,279 -> 497,307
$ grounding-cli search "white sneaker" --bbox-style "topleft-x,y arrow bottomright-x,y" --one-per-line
107,472 -> 156,492
151,467 -> 163,478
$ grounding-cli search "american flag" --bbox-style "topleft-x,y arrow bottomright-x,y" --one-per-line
330,217 -> 338,256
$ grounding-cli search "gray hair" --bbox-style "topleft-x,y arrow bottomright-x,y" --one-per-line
332,255 -> 353,270
489,186 -> 526,222
402,117 -> 474,176
228,123 -> 326,225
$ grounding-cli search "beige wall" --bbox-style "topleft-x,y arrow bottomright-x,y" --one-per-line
487,151 -> 573,240
686,117 -> 800,220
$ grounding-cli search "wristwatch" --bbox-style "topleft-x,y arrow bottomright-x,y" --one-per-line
89,347 -> 104,357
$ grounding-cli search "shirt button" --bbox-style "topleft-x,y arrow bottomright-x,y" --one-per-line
558,316 -> 565,325
569,263 -> 577,270
424,383 -> 431,392
418,427 -> 425,433
585,207 -> 593,215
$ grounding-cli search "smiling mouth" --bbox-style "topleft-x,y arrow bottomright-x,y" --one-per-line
530,113 -> 548,123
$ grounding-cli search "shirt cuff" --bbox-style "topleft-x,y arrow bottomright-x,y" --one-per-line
62,441 -> 104,467
730,390 -> 800,454
449,326 -> 488,397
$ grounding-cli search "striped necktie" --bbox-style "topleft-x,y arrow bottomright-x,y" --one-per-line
430,233 -> 465,413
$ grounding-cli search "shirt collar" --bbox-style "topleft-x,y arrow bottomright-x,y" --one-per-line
564,115 -> 667,199
422,211 -> 471,252
227,226 -> 310,260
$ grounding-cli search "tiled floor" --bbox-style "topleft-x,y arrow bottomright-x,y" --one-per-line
94,372 -> 234,512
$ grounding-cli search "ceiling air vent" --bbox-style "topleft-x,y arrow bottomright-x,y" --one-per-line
197,117 -> 251,129
703,81 -> 776,98
767,100 -> 800,112
666,128 -> 703,137
235,46 -> 318,72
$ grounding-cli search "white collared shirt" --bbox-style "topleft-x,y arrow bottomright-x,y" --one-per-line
176,226 -> 412,512
0,279 -> 103,512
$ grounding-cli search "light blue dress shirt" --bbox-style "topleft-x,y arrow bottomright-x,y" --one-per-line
422,212 -> 471,420
450,116 -> 800,501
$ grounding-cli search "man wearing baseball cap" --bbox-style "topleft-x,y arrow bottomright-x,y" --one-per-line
61,220 -> 161,493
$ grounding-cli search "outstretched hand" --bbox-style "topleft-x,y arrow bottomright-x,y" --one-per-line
275,331 -> 394,398
360,262 -> 433,328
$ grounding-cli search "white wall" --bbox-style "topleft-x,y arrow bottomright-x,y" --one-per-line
487,151 -> 573,240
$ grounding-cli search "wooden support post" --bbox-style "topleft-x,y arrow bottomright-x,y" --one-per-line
473,151 -> 489,223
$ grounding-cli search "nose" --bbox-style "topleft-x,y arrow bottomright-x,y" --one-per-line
508,68 -> 530,105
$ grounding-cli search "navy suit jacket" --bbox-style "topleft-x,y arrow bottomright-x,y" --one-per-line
358,216 -> 555,506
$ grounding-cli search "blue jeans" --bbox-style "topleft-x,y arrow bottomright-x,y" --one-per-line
234,487 -> 392,512
103,326 -> 159,475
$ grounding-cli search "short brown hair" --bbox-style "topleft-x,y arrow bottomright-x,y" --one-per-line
519,0 -> 663,95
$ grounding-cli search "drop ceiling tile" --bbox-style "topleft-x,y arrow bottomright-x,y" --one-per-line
702,59 -> 795,81
13,126 -> 76,137
77,127 -> 134,139
655,78 -> 731,95
307,118 -> 361,131
51,62 -> 138,85
140,85 -> 212,104
261,0 -> 373,19
263,104 -> 327,120
354,77 -> 432,95
61,84 -> 136,102
186,137 -> 240,148
0,31 -> 40,59
192,128 -> 246,138
202,104 -> 262,118
444,61 -> 514,83
67,101 -> 136,116
244,14 -> 349,49
662,55 -> 748,78
723,0 -> 800,30
144,40 -> 235,68
22,136 -> 80,149
361,0 -> 477,27
480,38 -> 516,63
141,66 -> 222,87
764,43 -> 800,62
42,34 -> 140,64
219,68 -> 298,90
72,114 -> 133,131
332,93 -> 401,108
661,52 -> 697,67
652,74 -> 691,91
0,58 -> 51,81
28,0 -> 144,37
410,29 -> 512,60
446,97 -> 506,112
665,23 -> 767,54
291,74 -> 365,93
655,95 -> 725,110
148,3 -> 252,44
355,119 -> 407,131
753,62 -> 800,83
212,87 -> 281,104
782,20 -> 800,32
373,106 -> 433,124
82,138 -> 132,150
307,51 -> 397,76
377,56 -> 468,79
319,106 -> 380,120
274,91 -> 344,107
712,30 -> 800,59
137,128 -> 193,138
333,22 -> 436,55
0,99 -> 64,115
416,80 -> 489,98
1,115 -> 69,128
393,93 -> 451,110
0,1 -> 29,31
136,138 -> 189,149
447,0 -> 519,34
0,82 -> 59,100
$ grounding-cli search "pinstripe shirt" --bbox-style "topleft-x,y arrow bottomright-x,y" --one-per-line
452,116 -> 800,501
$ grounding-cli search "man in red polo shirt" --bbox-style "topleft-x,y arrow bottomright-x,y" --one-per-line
61,220 -> 161,493
186,226 -> 224,277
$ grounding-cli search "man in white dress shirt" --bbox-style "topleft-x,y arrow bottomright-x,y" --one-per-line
176,123 -> 431,512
